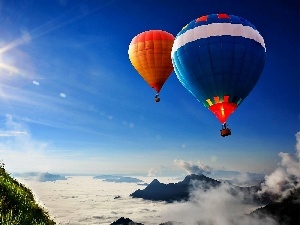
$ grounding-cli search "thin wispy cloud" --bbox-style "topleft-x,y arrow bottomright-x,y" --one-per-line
0,29 -> 32,54
0,114 -> 139,174
0,115 -> 51,172
0,1 -> 113,55
0,130 -> 27,137
0,83 -> 113,134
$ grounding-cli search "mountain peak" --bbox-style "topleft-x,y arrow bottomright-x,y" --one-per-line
110,217 -> 143,225
149,178 -> 161,185
131,174 -> 220,202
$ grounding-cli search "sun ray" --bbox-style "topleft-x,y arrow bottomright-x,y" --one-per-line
0,62 -> 19,75
0,1 -> 113,54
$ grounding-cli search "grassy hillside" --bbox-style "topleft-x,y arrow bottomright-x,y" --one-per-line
0,162 -> 56,225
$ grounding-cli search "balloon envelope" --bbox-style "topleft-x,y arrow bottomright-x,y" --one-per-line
171,14 -> 266,123
128,30 -> 174,93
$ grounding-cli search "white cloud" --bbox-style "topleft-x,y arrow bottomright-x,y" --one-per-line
173,159 -> 213,175
0,130 -> 27,136
147,168 -> 157,176
159,132 -> 300,224
0,114 -> 59,172
20,176 -> 273,225
21,29 -> 32,43
0,114 -> 153,174
259,131 -> 300,198
33,80 -> 40,85
161,182 -> 278,225
296,132 -> 300,159
20,176 -> 170,225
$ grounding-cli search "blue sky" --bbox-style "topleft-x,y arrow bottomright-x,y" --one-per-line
0,0 -> 298,175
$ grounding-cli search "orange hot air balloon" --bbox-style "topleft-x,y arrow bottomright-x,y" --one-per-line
128,30 -> 174,102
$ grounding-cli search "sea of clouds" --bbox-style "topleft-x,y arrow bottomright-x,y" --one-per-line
16,132 -> 300,225
18,176 -> 261,225
18,176 -> 179,225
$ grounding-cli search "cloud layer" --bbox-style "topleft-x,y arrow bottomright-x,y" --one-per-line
19,176 -> 178,225
160,132 -> 300,224
259,132 -> 300,198
20,175 -> 272,225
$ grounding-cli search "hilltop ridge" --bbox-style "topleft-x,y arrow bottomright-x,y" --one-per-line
0,163 -> 56,224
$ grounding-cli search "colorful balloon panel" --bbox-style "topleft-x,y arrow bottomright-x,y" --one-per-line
171,14 -> 266,124
129,30 -> 174,93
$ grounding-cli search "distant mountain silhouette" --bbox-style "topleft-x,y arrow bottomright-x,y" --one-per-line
12,172 -> 67,182
130,174 -> 220,202
250,187 -> 300,225
130,174 -> 269,204
159,222 -> 184,225
110,217 -> 144,225
93,175 -> 143,183
105,176 -> 143,183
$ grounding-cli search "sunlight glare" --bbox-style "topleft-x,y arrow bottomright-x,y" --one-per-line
0,62 -> 19,75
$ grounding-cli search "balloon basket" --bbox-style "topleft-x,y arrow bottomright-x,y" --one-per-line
220,128 -> 231,137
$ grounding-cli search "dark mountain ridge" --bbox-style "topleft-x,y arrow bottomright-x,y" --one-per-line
110,217 -> 143,225
131,174 -> 267,204
131,174 -> 220,202
250,187 -> 300,225
12,172 -> 67,182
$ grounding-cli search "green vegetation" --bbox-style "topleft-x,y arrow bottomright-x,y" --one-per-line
0,161 -> 56,225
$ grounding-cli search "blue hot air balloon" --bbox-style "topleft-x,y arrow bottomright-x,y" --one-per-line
171,14 -> 266,137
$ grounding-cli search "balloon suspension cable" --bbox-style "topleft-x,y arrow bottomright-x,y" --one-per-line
154,93 -> 160,102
